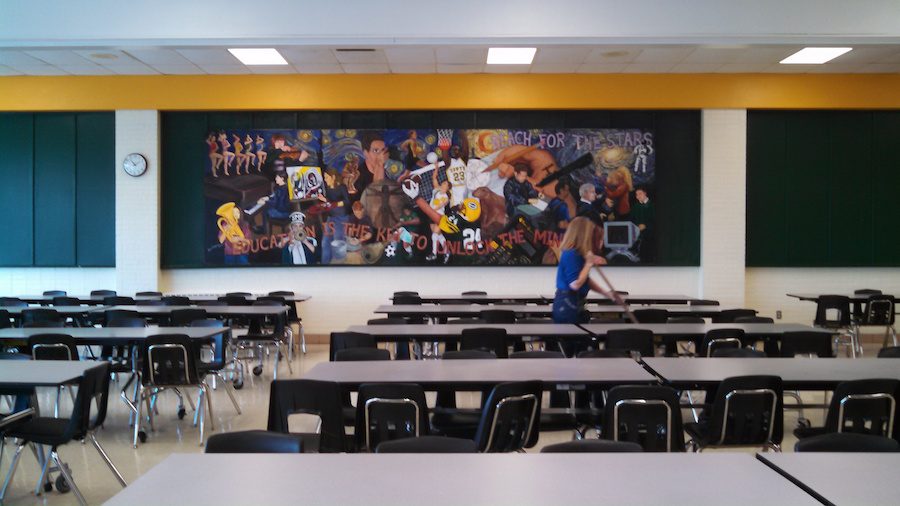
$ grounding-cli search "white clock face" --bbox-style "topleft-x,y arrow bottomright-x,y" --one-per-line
123,153 -> 147,177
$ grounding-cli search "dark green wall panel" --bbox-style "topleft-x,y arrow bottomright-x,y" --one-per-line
161,113 -> 208,268
872,113 -> 900,265
33,114 -> 77,266
76,113 -> 116,266
0,113 -> 35,265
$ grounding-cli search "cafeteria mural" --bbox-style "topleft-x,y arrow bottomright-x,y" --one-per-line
203,128 -> 656,266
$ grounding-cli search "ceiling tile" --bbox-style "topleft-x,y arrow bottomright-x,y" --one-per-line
577,63 -> 627,73
0,65 -> 24,76
294,63 -> 344,74
732,46 -> 797,64
341,63 -> 390,73
484,64 -> 531,74
668,63 -> 722,73
714,63 -> 771,73
760,64 -> 816,73
277,47 -> 339,64
124,48 -> 192,65
56,64 -> 115,75
681,47 -> 745,64
22,50 -> 91,65
621,63 -> 676,73
248,65 -> 297,74
101,64 -> 159,75
197,65 -> 251,75
151,64 -> 204,75
176,49 -> 238,66
830,46 -> 900,64
530,63 -> 580,73
11,65 -> 69,76
852,63 -> 900,73
584,47 -> 639,63
389,63 -> 435,73
384,47 -> 435,64
73,49 -> 138,65
881,50 -> 900,63
805,63 -> 865,73
0,50 -> 46,66
435,47 -> 486,64
437,63 -> 484,73
333,49 -> 387,64
533,47 -> 592,64
633,47 -> 693,64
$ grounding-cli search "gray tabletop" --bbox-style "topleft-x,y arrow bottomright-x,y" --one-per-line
376,304 -> 745,318
104,453 -> 819,506
401,293 -> 699,305
0,360 -> 103,388
346,323 -> 589,340
758,453 -> 900,506
12,293 -> 310,304
541,293 -> 700,305
787,292 -> 897,303
0,326 -> 227,345
581,322 -> 831,338
304,358 -> 655,388
643,357 -> 900,388
98,305 -> 287,317
4,305 -> 107,316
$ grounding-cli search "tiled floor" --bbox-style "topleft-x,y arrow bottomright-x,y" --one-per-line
1,341 -> 882,505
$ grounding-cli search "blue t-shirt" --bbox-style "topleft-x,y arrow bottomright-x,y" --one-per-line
556,249 -> 589,298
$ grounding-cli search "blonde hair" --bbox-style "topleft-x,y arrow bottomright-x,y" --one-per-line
559,216 -> 599,257
614,166 -> 633,191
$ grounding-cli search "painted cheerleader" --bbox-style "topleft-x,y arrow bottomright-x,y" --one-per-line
244,134 -> 257,172
218,131 -> 235,176
255,134 -> 267,170
232,134 -> 250,176
206,133 -> 224,177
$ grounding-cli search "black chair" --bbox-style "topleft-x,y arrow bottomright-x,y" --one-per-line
235,300 -> 292,379
603,385 -> 684,452
854,289 -> 882,295
0,309 -> 10,329
366,318 -> 411,360
329,332 -> 377,361
267,379 -> 348,453
664,316 -> 705,356
605,328 -> 655,358
355,383 -> 429,452
431,349 -> 497,437
700,328 -> 745,357
51,296 -> 80,306
780,331 -> 834,358
541,440 -> 643,453
100,312 -> 145,373
685,375 -> 783,452
878,346 -> 900,358
162,295 -> 191,306
367,317 -> 407,325
205,430 -> 301,453
794,379 -> 899,439
473,381 -> 542,452
375,435 -> 477,453
794,432 -> 900,453
135,299 -> 166,306
20,308 -> 63,328
90,290 -> 116,297
814,295 -> 857,357
28,333 -> 79,416
440,350 -> 497,360
689,299 -> 720,306
137,334 -> 211,446
393,294 -> 422,305
480,309 -> 516,324
264,292 -> 306,354
23,321 -> 66,329
735,316 -> 774,324
197,300 -> 227,307
2,363 -> 125,504
103,296 -> 135,306
734,316 -> 777,354
509,350 -> 578,434
42,290 -> 66,297
852,289 -> 883,321
460,327 -> 509,358
335,348 -> 391,362
0,298 -> 27,307
461,291 -> 487,296
859,294 -> 897,348
136,291 -> 162,297
633,309 -> 668,324
711,309 -> 757,323
393,291 -> 419,297
192,319 -> 241,413
712,348 -> 766,358
169,308 -> 208,326
226,292 -> 252,297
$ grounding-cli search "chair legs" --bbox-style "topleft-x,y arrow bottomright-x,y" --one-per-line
1,443 -> 25,501
52,449 -> 86,506
215,372 -> 242,414
89,432 -> 127,487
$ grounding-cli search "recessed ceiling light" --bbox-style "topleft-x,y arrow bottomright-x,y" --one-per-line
89,53 -> 118,60
487,47 -> 536,65
780,47 -> 852,65
228,48 -> 288,65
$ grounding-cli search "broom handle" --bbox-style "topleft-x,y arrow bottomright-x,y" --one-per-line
592,267 -> 638,323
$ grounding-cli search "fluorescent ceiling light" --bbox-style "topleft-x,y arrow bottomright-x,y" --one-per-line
228,48 -> 288,65
487,47 -> 536,65
780,47 -> 852,64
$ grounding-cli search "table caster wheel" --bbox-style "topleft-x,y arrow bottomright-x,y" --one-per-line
43,481 -> 53,492
138,430 -> 148,443
253,366 -> 263,376
55,475 -> 70,493
796,418 -> 811,429
177,407 -> 186,419
233,379 -> 244,390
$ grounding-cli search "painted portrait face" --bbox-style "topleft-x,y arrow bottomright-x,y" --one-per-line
515,169 -> 528,183
636,189 -> 647,202
584,186 -> 597,201
323,171 -> 335,186
450,145 -> 460,158
364,140 -> 388,171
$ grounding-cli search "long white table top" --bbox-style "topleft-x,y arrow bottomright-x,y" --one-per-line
376,304 -> 737,318
758,453 -> 900,506
0,360 -> 103,387
0,326 -> 228,345
104,453 -> 820,506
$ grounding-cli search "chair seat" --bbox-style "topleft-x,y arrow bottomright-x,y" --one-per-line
792,426 -> 833,440
430,408 -> 482,438
539,412 -> 579,432
7,417 -> 81,446
683,421 -> 709,446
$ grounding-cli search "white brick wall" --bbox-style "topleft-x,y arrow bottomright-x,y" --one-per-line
115,110 -> 160,293
701,109 -> 747,307
0,268 -> 116,295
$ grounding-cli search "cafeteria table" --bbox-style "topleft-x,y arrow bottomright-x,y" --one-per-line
376,304 -> 743,319
0,360 -> 102,389
393,293 -> 699,305
12,293 -> 311,305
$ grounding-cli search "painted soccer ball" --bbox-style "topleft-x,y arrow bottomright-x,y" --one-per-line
426,152 -> 438,164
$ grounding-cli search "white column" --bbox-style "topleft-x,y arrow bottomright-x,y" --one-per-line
700,109 -> 747,307
115,110 -> 160,293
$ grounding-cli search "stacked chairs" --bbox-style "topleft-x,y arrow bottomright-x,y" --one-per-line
269,291 -> 307,355
232,300 -> 292,380
813,295 -> 858,357
857,294 -> 897,348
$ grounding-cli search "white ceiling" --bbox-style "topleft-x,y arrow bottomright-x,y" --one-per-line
2,44 -> 900,76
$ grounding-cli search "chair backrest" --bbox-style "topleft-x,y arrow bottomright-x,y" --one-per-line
107,316 -> 147,328
43,290 -> 67,296
712,348 -> 766,358
191,319 -> 227,370
509,350 -> 565,359
375,435 -> 477,453
162,295 -> 191,306
705,375 -> 783,446
334,348 -> 391,362
862,295 -> 895,326
21,308 -> 62,325
795,432 -> 900,453
605,328 -> 655,358
170,308 -> 208,326
877,346 -> 900,358
356,383 -> 429,451
441,350 -> 497,360
266,379 -> 347,452
701,328 -> 745,357
825,379 -> 899,437
689,299 -> 720,306
0,297 -> 28,307
473,381 -> 542,452
0,309 -> 10,329
604,385 -> 684,452
367,317 -> 407,325
104,309 -> 144,327
90,290 -> 116,297
329,331 -> 376,361
780,331 -> 834,358
393,294 -> 422,305
576,348 -> 631,358
205,430 -> 302,453
633,309 -> 669,324
393,291 -> 419,297
854,288 -> 882,295
197,300 -> 227,307
142,334 -> 201,386
51,296 -> 81,306
814,295 -> 852,327
74,362 -> 112,436
461,291 -> 487,296
136,299 -> 166,306
218,295 -> 250,306
734,316 -> 774,324
249,300 -> 287,334
104,296 -> 135,306
257,295 -> 286,304
667,316 -> 705,324
136,291 -> 163,296
23,320 -> 66,328
460,327 -> 509,358
226,292 -> 252,297
540,440 -> 643,453
269,291 -> 295,296
479,309 -> 516,324
28,334 -> 77,361
711,309 -> 757,323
